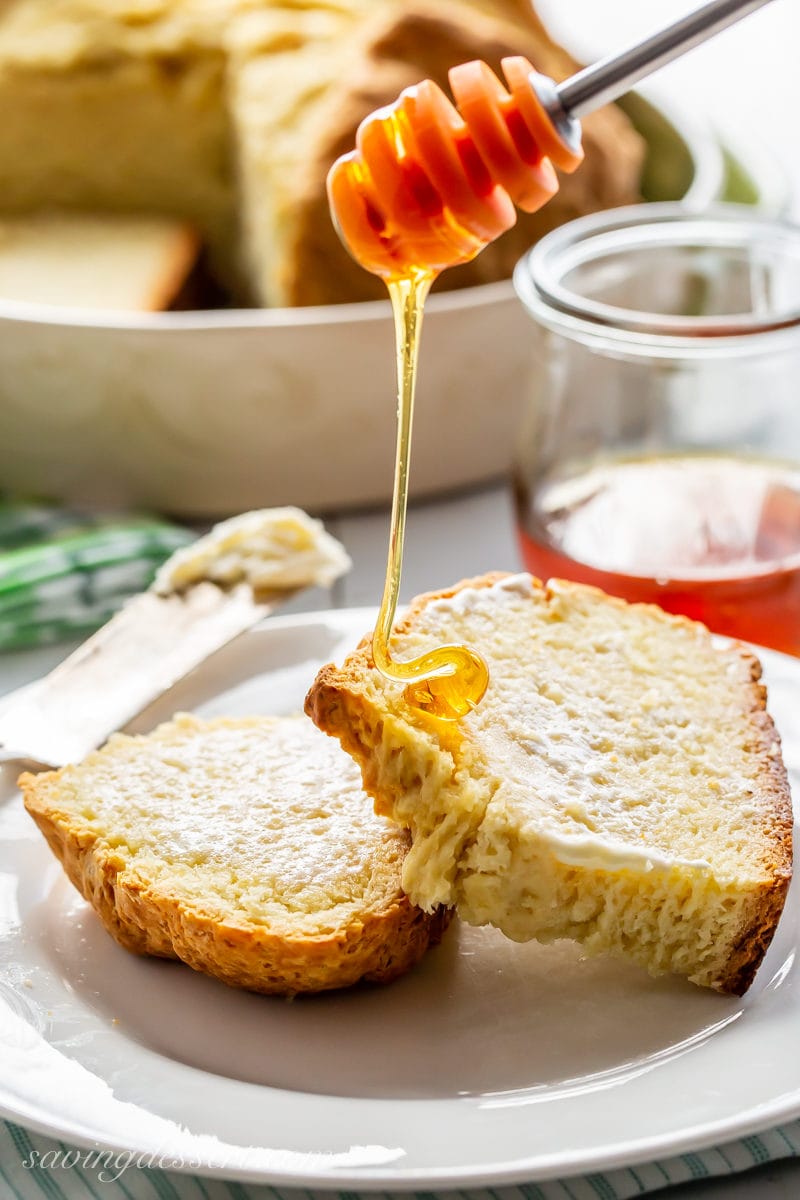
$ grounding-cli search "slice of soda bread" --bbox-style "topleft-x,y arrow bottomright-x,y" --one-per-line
0,213 -> 199,311
20,713 -> 449,995
306,573 -> 793,995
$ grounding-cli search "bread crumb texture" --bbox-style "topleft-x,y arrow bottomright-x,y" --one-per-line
19,714 -> 449,995
306,574 -> 793,995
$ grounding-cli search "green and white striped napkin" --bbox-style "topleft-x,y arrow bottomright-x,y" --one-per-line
0,498 -> 192,651
1,1117 -> 799,1198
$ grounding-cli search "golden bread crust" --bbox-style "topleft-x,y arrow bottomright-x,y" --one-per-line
20,715 -> 451,996
716,650 -> 794,995
306,574 -> 793,996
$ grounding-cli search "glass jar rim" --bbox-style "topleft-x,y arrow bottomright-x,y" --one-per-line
514,203 -> 800,353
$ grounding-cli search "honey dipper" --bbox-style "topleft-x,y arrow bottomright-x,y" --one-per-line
328,0 -> 776,277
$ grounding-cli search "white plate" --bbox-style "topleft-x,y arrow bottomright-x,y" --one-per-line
1,607 -> 799,1190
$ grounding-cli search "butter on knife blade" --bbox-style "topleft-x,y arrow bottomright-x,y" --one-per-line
0,507 -> 350,769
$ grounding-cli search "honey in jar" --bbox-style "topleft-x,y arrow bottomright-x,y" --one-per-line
512,206 -> 800,657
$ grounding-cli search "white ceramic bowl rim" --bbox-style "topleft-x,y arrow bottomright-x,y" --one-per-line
0,275 -> 517,331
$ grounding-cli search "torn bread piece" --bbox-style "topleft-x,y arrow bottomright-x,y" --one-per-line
306,573 -> 792,995
0,213 -> 199,311
21,714 -> 450,995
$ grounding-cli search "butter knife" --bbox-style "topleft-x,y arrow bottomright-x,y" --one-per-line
0,507 -> 350,769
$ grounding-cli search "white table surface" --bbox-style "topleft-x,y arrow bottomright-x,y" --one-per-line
2,1 -> 800,1196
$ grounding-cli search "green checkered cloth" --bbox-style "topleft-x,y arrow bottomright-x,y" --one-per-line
0,499 -> 192,651
0,1118 -> 799,1197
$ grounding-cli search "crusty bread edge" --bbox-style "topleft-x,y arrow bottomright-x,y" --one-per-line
142,222 -> 201,311
712,648 -> 793,995
306,572 -> 793,996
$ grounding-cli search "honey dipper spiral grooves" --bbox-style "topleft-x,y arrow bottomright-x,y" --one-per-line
327,56 -> 584,280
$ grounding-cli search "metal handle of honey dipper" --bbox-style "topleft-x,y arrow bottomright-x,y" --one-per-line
532,0 -> 776,156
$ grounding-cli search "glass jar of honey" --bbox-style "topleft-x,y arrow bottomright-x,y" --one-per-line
512,203 -> 800,656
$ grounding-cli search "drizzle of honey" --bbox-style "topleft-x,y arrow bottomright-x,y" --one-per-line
372,269 -> 489,720
328,62 -> 573,719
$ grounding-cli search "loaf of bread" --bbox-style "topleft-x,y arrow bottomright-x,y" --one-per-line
232,0 -> 646,304
307,573 -> 793,995
20,713 -> 450,995
0,0 -> 644,306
